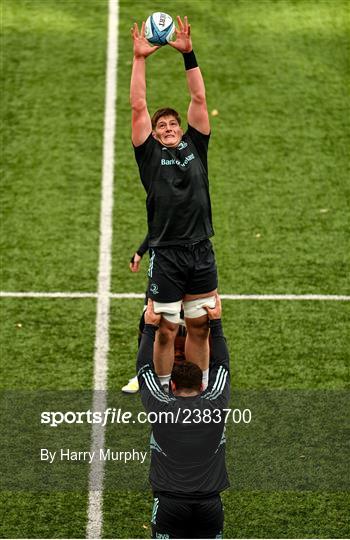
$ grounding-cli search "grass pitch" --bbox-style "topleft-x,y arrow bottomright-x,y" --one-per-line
1,0 -> 349,538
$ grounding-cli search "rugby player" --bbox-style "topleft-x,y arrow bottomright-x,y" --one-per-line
137,294 -> 229,538
130,16 -> 218,392
124,234 -> 182,394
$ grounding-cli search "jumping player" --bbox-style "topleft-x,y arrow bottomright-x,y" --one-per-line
130,16 -> 218,391
137,294 -> 229,538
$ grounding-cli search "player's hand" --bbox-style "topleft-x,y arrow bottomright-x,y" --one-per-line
144,299 -> 161,326
129,253 -> 142,273
131,22 -> 160,58
203,293 -> 222,320
169,16 -> 193,53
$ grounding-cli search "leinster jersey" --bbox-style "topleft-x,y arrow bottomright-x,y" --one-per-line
134,125 -> 214,247
137,319 -> 230,498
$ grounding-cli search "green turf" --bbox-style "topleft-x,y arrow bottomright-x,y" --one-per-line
0,492 -> 88,538
0,298 -> 96,389
222,491 -> 350,539
1,0 -> 349,537
0,297 -> 97,537
1,0 -> 107,292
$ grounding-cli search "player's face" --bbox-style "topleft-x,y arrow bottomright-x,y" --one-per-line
152,115 -> 183,148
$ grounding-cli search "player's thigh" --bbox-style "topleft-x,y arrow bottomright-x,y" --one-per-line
192,495 -> 224,539
183,294 -> 216,321
154,300 -> 182,326
151,495 -> 192,539
147,247 -> 187,303
186,240 -> 218,296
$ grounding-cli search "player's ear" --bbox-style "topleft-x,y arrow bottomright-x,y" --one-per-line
152,131 -> 158,140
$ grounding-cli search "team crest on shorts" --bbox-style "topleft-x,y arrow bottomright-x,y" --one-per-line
150,283 -> 159,295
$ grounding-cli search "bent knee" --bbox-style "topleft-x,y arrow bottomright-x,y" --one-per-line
157,321 -> 178,346
185,314 -> 209,340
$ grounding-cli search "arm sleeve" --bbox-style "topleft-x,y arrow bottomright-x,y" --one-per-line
133,133 -> 155,166
136,233 -> 149,257
202,319 -> 230,406
137,324 -> 170,412
187,124 -> 210,171
133,134 -> 157,191
136,324 -> 156,372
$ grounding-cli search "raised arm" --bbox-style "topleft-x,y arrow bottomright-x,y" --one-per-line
203,295 -> 230,406
130,22 -> 159,146
137,300 -> 170,411
169,16 -> 210,135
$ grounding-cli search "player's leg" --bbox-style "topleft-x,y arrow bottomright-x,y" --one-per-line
148,247 -> 185,388
151,494 -> 192,539
174,320 -> 186,364
153,315 -> 179,390
191,495 -> 224,539
183,239 -> 218,388
183,294 -> 216,370
183,293 -> 216,389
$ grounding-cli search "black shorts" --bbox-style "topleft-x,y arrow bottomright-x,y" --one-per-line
147,239 -> 218,303
151,493 -> 224,539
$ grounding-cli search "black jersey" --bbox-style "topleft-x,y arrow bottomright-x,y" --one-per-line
136,233 -> 149,257
137,319 -> 230,498
134,125 -> 214,248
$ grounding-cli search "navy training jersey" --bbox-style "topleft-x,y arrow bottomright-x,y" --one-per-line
136,319 -> 230,498
134,125 -> 214,247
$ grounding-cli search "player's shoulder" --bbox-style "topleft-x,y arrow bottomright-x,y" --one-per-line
133,132 -> 160,162
133,132 -> 155,150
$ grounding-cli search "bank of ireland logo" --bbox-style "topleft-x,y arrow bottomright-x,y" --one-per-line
150,283 -> 159,295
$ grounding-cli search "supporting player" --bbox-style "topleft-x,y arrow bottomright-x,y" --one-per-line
129,233 -> 148,274
130,16 -> 218,391
137,294 -> 229,539
122,234 -> 149,393
123,235 -> 188,394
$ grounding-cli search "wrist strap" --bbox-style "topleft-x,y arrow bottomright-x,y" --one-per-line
183,50 -> 198,70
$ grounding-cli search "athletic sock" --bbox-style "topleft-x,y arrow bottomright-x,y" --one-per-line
202,368 -> 209,390
159,374 -> 171,393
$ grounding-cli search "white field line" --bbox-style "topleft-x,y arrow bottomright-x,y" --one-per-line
0,291 -> 98,298
1,291 -> 350,301
86,1 -> 119,539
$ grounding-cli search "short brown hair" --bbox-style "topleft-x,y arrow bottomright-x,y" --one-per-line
171,361 -> 202,392
151,108 -> 181,130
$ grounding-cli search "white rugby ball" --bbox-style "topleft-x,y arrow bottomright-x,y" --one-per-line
145,12 -> 175,46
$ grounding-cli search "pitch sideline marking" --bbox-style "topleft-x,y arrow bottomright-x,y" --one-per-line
1,291 -> 349,301
86,1 -> 119,538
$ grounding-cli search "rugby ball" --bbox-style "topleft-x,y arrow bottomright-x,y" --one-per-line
145,12 -> 175,45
